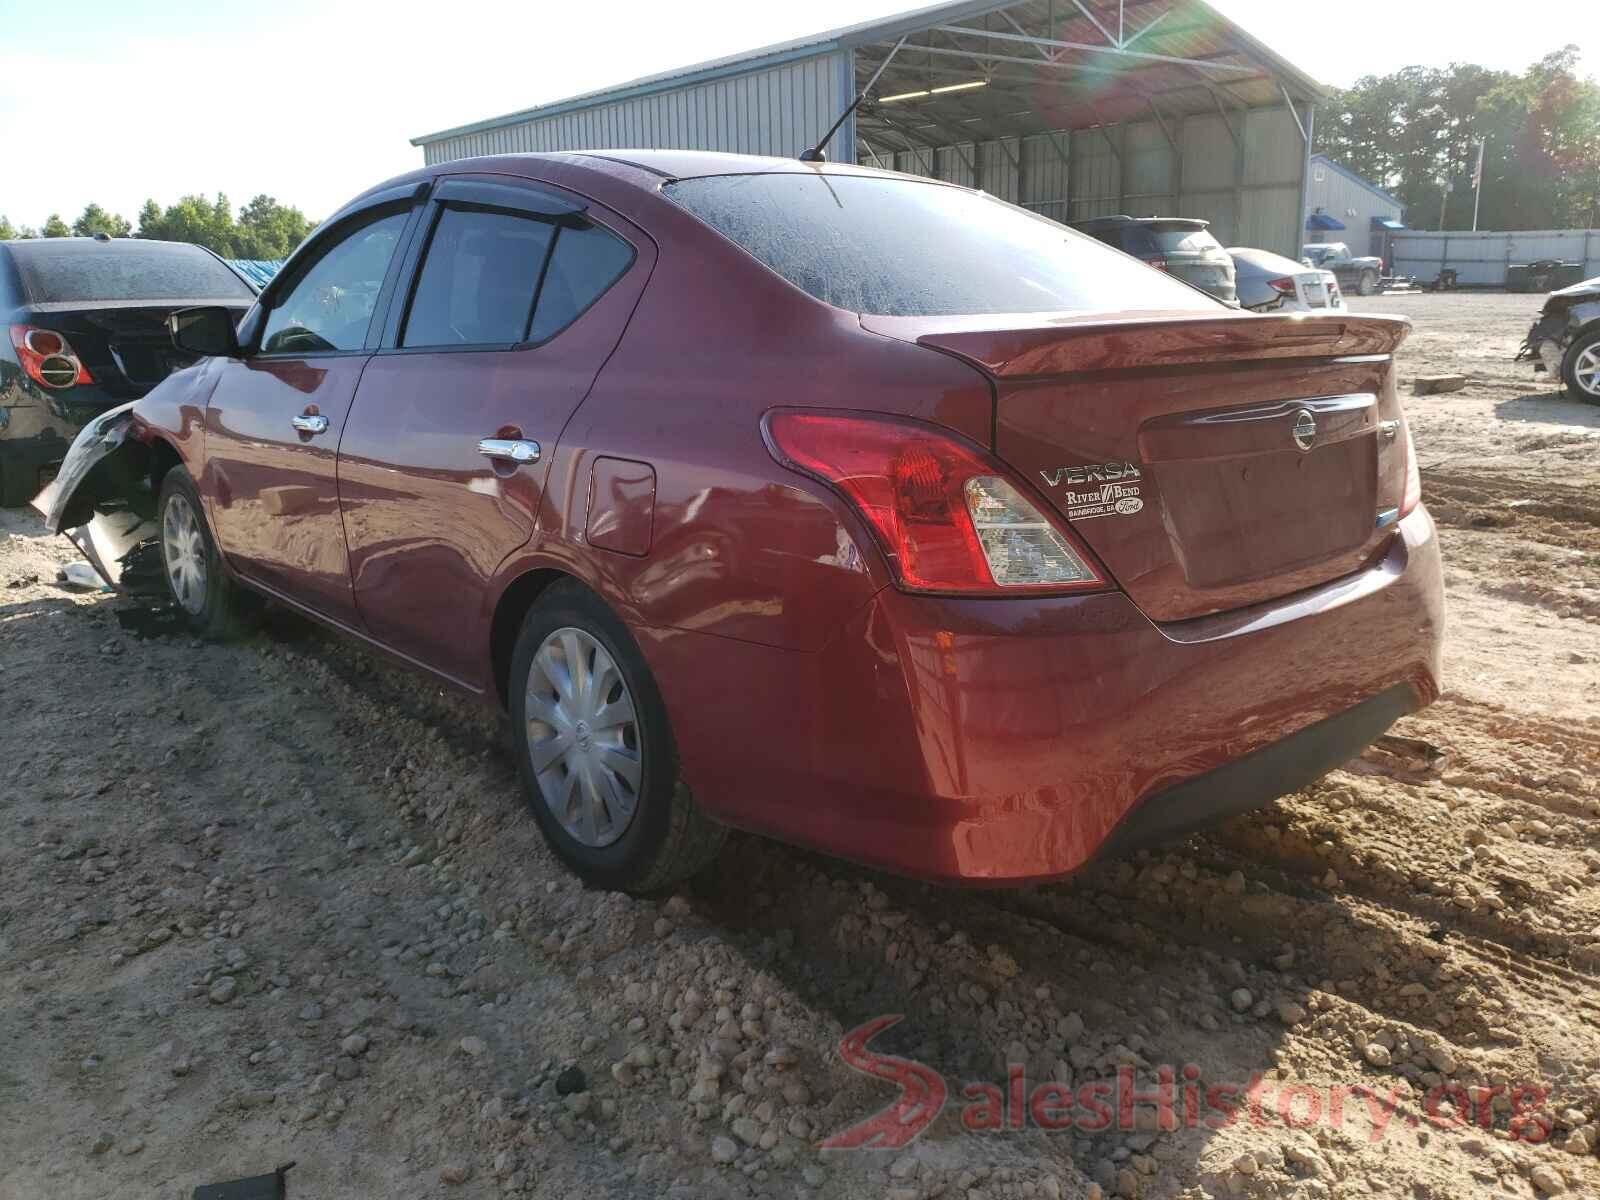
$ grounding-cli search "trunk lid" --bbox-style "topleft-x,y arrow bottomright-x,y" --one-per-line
864,309 -> 1412,622
30,300 -> 250,397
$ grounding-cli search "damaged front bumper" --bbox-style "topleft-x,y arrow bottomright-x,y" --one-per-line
1516,279 -> 1600,381
30,401 -> 161,592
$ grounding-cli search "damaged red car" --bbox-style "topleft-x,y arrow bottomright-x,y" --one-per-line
37,151 -> 1443,892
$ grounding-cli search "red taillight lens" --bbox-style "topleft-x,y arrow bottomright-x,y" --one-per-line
1268,277 -> 1297,295
9,324 -> 92,389
1399,422 -> 1421,517
763,410 -> 1108,595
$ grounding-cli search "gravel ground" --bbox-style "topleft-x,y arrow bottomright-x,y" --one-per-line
1,290 -> 1597,1200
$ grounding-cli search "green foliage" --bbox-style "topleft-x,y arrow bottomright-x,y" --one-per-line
40,213 -> 70,238
1318,47 -> 1600,230
134,193 -> 314,258
71,203 -> 132,238
0,215 -> 17,240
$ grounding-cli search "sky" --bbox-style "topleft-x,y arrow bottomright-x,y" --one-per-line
1,0 -> 1596,231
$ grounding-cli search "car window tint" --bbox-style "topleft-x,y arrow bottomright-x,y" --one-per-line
10,241 -> 254,303
527,223 -> 635,343
260,211 -> 408,354
666,174 -> 1210,316
403,208 -> 556,347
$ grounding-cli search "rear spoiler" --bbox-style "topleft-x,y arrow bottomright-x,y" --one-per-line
861,311 -> 1411,378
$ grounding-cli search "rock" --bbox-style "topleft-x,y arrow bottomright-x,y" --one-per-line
1233,1152 -> 1258,1176
889,1153 -> 919,1179
90,1133 -> 114,1155
458,1036 -> 486,1058
208,976 -> 238,1005
710,1135 -> 739,1164
341,1033 -> 369,1057
438,1163 -> 471,1185
298,1002 -> 323,1021
730,1116 -> 760,1146
1277,1001 -> 1307,1025
1363,1042 -> 1392,1068
1229,988 -> 1253,1012
335,1057 -> 359,1081
118,1137 -> 145,1156
1530,1164 -> 1564,1195
555,1065 -> 586,1095
1413,374 -> 1467,396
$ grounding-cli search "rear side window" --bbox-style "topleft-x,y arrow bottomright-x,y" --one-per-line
403,208 -> 556,347
665,174 -> 1210,316
10,241 -> 254,303
527,224 -> 635,343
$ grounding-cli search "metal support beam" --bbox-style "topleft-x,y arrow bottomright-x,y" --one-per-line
1068,0 -> 1117,47
1278,80 -> 1308,144
933,25 -> 1259,74
1120,8 -> 1173,49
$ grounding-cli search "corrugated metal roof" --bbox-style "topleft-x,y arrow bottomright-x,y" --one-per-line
412,0 -> 1326,148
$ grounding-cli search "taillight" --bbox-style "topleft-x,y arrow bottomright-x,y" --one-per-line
9,325 -> 92,389
763,410 -> 1108,595
1399,422 -> 1421,517
1142,257 -> 1169,271
1267,277 -> 1297,295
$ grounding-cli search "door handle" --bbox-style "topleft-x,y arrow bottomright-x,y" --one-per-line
478,438 -> 541,464
291,414 -> 330,435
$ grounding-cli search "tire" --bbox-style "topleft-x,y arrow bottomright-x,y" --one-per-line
509,580 -> 726,893
157,466 -> 258,637
1357,270 -> 1378,297
1561,329 -> 1600,405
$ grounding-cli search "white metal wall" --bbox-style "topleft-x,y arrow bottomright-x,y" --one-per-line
420,52 -> 850,165
881,105 -> 1309,257
1306,161 -> 1404,258
1390,230 -> 1600,287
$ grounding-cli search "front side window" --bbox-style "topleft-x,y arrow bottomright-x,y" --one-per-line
260,210 -> 408,354
403,208 -> 556,346
666,173 -> 1213,317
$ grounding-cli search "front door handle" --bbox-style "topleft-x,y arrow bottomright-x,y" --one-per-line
478,438 -> 541,464
291,414 -> 329,435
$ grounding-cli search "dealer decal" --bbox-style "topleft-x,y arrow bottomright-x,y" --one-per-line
1039,461 -> 1145,520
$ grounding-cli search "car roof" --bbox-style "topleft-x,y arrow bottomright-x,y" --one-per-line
2,236 -> 220,257
1072,215 -> 1210,229
1228,246 -> 1313,274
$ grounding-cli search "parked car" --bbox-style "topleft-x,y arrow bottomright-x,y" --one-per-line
1,236 -> 257,506
1301,242 -> 1385,296
38,153 -> 1442,892
1070,215 -> 1237,304
1516,274 -> 1600,402
1229,246 -> 1343,313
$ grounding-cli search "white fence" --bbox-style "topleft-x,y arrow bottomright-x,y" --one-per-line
1390,229 -> 1600,286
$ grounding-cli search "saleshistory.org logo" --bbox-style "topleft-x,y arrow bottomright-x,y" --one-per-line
819,1016 -> 1555,1150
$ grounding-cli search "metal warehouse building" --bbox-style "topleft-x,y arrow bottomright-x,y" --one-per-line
1305,154 -> 1406,260
412,0 -> 1326,258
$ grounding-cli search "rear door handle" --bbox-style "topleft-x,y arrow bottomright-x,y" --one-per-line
478,438 -> 541,464
291,414 -> 329,435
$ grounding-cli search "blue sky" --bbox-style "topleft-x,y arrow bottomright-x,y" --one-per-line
1,0 -> 1595,231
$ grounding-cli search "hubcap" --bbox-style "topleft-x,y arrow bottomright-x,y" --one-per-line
524,627 -> 641,848
1575,344 -> 1600,396
162,493 -> 207,615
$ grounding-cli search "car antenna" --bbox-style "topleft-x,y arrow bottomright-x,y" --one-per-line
799,36 -> 907,163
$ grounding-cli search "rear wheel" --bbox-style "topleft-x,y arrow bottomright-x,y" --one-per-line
158,466 -> 257,637
509,580 -> 725,893
1562,330 -> 1600,405
1357,269 -> 1378,297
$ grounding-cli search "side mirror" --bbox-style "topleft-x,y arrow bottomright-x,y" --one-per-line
169,306 -> 240,358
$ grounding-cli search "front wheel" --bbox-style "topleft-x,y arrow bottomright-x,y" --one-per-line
509,580 -> 726,893
1562,330 -> 1600,405
158,466 -> 258,637
1357,270 -> 1378,297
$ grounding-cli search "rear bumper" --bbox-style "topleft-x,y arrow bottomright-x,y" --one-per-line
648,506 -> 1443,884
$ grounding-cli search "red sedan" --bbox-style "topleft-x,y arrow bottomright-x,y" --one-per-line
38,151 -> 1443,892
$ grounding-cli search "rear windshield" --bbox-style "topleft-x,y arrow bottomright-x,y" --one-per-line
663,173 -> 1214,316
9,241 -> 254,304
1143,225 -> 1223,255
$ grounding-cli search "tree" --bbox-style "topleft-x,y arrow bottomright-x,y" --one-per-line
235,194 -> 313,260
135,193 -> 238,254
71,203 -> 132,238
1318,48 -> 1600,231
0,215 -> 16,240
40,213 -> 71,238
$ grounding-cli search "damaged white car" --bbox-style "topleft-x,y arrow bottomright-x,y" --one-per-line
1517,275 -> 1600,403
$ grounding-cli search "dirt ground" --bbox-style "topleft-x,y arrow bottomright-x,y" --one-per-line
1,291 -> 1598,1200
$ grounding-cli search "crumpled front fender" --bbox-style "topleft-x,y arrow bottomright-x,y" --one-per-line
31,400 -> 140,534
